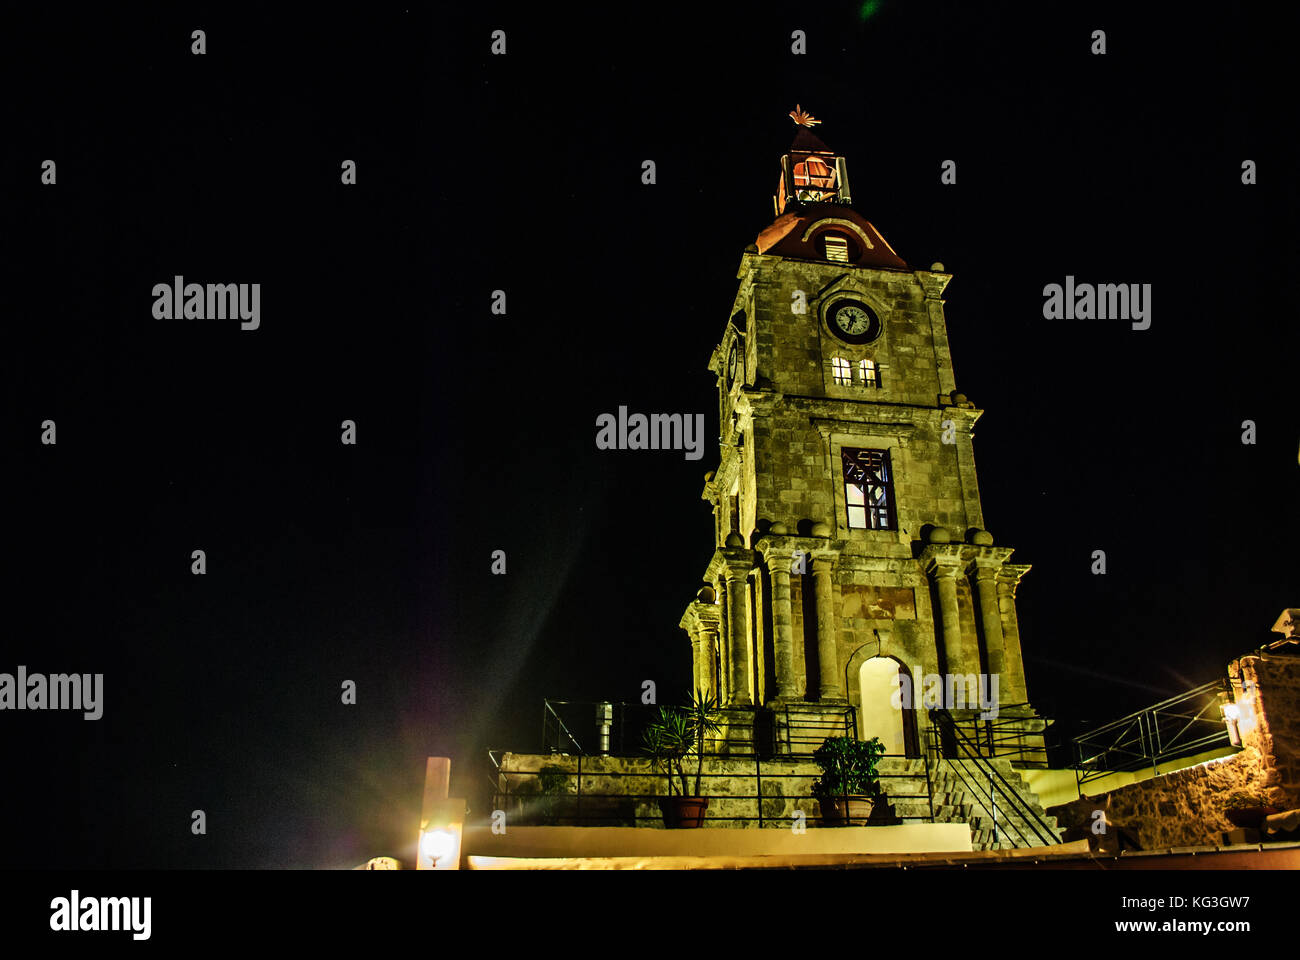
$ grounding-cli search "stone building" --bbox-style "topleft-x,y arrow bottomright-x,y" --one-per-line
1048,616 -> 1300,850
492,113 -> 1060,846
678,111 -> 1045,760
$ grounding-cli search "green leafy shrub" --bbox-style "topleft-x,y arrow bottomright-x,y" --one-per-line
811,736 -> 885,801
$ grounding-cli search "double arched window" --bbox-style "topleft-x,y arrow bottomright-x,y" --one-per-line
830,356 -> 882,389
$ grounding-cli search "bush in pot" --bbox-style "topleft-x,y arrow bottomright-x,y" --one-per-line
1224,791 -> 1280,830
811,735 -> 886,826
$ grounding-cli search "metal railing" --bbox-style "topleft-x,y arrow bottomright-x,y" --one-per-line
937,704 -> 1049,766
518,697 -> 1067,842
542,699 -> 621,755
488,748 -> 935,829
541,698 -> 861,760
778,703 -> 857,755
927,708 -> 1060,848
1070,680 -> 1233,788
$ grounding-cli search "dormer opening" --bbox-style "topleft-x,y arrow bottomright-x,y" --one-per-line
823,233 -> 850,262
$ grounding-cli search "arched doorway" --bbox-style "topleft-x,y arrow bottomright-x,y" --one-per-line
858,657 -> 919,757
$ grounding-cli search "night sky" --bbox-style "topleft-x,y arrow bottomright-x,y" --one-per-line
2,3 -> 1294,869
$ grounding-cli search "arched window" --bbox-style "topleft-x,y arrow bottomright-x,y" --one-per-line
859,358 -> 879,388
830,356 -> 851,385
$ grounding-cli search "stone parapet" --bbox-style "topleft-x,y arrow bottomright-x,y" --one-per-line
1047,651 -> 1300,850
494,751 -> 1055,848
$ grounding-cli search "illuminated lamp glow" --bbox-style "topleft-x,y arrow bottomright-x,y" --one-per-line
421,829 -> 455,863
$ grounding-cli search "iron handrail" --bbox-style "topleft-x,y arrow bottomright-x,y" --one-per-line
780,702 -> 858,755
542,699 -> 586,755
489,754 -> 935,828
929,708 -> 1059,847
540,698 -> 867,759
1070,679 -> 1232,786
941,745 -> 1043,848
939,704 -> 1049,765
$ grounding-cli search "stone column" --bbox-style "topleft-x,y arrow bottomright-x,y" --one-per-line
713,578 -> 731,705
679,602 -> 710,702
689,632 -> 706,698
971,560 -> 1006,679
767,558 -> 799,700
929,561 -> 966,676
682,586 -> 724,704
812,557 -> 845,701
699,622 -> 720,701
996,565 -> 1030,704
724,564 -> 753,706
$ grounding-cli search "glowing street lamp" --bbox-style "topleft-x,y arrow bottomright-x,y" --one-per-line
420,828 -> 455,863
1218,691 -> 1245,747
418,801 -> 464,870
417,757 -> 464,871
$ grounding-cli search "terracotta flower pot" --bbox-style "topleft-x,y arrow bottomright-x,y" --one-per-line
820,796 -> 876,826
660,796 -> 709,828
1225,806 -> 1280,830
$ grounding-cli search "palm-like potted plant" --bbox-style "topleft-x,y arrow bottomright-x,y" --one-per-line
641,689 -> 724,828
811,735 -> 886,825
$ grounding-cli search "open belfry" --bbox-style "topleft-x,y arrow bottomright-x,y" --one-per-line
679,108 -> 1045,758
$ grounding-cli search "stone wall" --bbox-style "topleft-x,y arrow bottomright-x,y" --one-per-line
1048,653 -> 1300,849
495,751 -> 1057,849
723,256 -> 980,542
1250,653 -> 1300,800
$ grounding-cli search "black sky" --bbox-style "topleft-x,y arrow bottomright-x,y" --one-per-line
1,2 -> 1295,868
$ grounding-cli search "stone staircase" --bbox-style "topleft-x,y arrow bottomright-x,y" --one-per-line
923,758 -> 1060,850
496,751 -> 1061,849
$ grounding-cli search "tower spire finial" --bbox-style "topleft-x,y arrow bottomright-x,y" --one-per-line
789,105 -> 821,128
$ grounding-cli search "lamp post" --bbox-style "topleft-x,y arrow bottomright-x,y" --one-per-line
418,757 -> 465,870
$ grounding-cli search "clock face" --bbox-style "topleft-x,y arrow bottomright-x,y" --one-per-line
726,340 -> 740,387
827,299 -> 882,344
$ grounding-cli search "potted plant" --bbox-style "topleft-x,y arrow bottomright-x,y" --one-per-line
641,689 -> 723,828
811,735 -> 885,825
1224,791 -> 1280,830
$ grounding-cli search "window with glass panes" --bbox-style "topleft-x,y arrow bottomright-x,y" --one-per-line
831,356 -> 851,385
841,447 -> 896,530
859,358 -> 879,388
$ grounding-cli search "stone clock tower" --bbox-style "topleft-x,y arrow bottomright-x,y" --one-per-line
679,109 -> 1045,761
